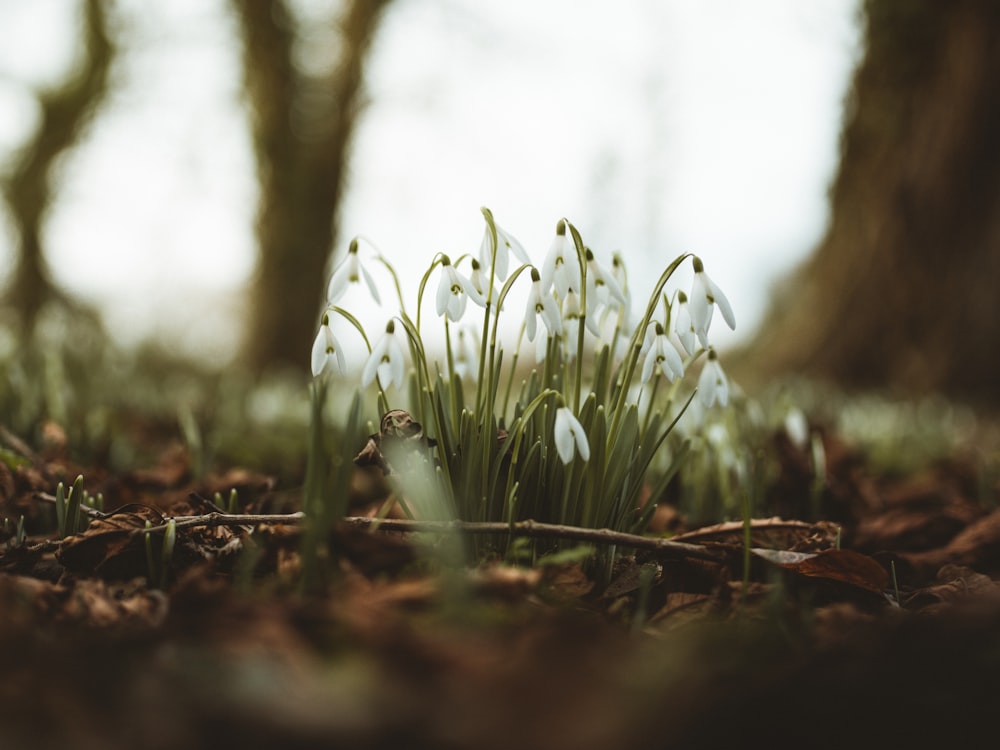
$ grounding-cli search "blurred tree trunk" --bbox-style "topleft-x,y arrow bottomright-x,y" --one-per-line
233,0 -> 391,371
747,0 -> 1000,405
1,0 -> 113,336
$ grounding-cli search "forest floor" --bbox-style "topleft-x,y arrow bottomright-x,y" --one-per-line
2,397 -> 1000,750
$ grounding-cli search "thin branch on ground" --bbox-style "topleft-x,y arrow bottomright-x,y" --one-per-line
33,492 -> 725,562
341,517 -> 728,561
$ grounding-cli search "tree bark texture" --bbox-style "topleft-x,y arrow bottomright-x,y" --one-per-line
234,0 -> 391,371
746,0 -> 1000,405
1,0 -> 113,335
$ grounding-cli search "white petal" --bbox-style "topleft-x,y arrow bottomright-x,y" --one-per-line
447,288 -> 466,321
554,409 -> 575,464
541,295 -> 563,336
708,278 -> 736,330
388,335 -> 406,388
574,424 -> 590,462
499,225 -> 530,264
360,262 -> 381,305
698,359 -> 729,408
326,262 -> 351,304
661,338 -> 685,380
674,304 -> 697,356
332,340 -> 346,374
554,407 -> 589,463
310,327 -> 328,376
641,349 -> 656,383
525,293 -> 539,341
459,273 -> 485,307
361,349 -> 381,387
435,273 -> 451,317
479,226 -> 492,268
690,274 -> 713,347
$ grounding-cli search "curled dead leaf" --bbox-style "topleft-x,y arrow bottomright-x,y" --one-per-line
751,547 -> 890,595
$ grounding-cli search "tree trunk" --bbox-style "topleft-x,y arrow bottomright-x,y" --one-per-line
1,0 -> 113,335
233,0 -> 391,372
745,0 -> 1000,405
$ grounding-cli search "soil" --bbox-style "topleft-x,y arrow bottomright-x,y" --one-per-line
1,415 -> 999,750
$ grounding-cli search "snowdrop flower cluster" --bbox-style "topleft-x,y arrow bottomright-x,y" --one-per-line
307,207 -> 738,545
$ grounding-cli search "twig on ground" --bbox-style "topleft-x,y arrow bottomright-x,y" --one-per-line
341,517 -> 727,562
32,491 -> 725,562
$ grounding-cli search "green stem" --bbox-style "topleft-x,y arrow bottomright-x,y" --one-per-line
606,253 -> 691,450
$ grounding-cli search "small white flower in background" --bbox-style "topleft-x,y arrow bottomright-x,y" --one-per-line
673,291 -> 698,356
783,407 -> 810,450
524,267 -> 563,342
541,220 -> 582,298
562,287 -> 582,320
362,320 -> 406,390
554,407 -> 590,464
698,348 -> 730,408
689,256 -> 735,348
310,313 -> 346,377
641,322 -> 685,383
469,258 -> 499,304
597,252 -> 632,337
326,238 -> 381,305
560,287 -> 590,358
435,255 -> 485,322
479,219 -> 529,282
585,248 -> 627,311
452,325 -> 480,380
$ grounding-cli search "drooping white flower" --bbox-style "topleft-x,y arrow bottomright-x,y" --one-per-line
540,220 -> 582,299
468,258 -> 499,303
585,248 -> 627,310
310,313 -> 346,377
435,255 -> 485,322
689,256 -> 735,348
783,407 -> 809,449
561,287 -> 587,359
326,238 -> 381,305
641,322 -> 685,383
673,291 -> 698,356
554,407 -> 590,464
698,348 -> 730,408
524,267 -> 563,342
479,218 -> 530,282
597,252 -> 633,338
362,320 -> 406,390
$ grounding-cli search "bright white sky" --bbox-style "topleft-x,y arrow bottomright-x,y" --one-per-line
0,0 -> 861,364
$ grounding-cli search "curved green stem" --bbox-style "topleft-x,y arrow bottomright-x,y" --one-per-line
606,252 -> 691,449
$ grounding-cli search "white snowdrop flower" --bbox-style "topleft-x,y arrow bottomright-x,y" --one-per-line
362,320 -> 406,390
435,255 -> 485,322
673,291 -> 698,356
326,238 -> 381,305
468,258 -> 499,303
563,286 -> 582,321
641,322 -> 685,383
783,407 -> 810,450
698,348 -> 730,408
585,248 -> 627,309
554,407 -> 590,464
597,252 -> 633,336
561,288 -> 587,359
310,314 -> 346,377
524,267 -> 563,342
541,220 -> 582,299
479,219 -> 529,282
689,257 -> 735,348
